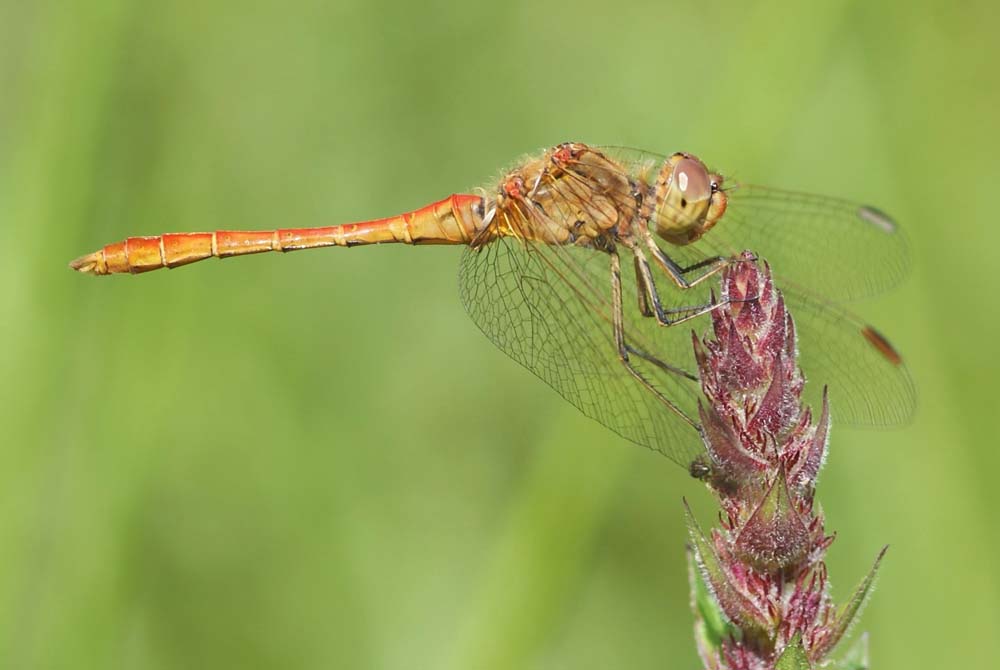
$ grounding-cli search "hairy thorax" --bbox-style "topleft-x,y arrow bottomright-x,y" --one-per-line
483,143 -> 644,249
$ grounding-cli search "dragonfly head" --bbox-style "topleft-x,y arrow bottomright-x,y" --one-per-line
652,153 -> 727,246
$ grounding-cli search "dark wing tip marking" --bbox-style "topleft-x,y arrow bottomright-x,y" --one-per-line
857,205 -> 898,234
861,325 -> 904,366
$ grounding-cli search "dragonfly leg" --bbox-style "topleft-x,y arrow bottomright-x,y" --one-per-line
610,250 -> 700,428
624,344 -> 697,381
677,254 -> 731,275
632,246 -> 729,327
633,255 -> 653,317
644,234 -> 745,289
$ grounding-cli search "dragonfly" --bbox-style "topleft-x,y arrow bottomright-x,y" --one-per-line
70,142 -> 914,471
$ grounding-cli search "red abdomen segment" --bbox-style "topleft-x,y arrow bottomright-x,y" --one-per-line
70,194 -> 482,275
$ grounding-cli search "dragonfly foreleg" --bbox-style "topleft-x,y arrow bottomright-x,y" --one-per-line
644,235 -> 735,289
632,246 -> 728,327
677,254 -> 730,276
610,250 -> 700,429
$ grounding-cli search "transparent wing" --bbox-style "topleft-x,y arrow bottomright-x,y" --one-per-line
460,143 -> 914,474
781,284 -> 916,427
657,226 -> 916,428
458,230 -> 707,469
600,146 -> 911,302
624,239 -> 917,427
717,184 -> 910,302
597,146 -> 916,426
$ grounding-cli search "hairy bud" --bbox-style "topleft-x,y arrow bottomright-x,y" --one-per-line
686,253 -> 884,670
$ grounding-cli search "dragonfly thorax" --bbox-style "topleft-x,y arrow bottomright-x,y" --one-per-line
489,143 -> 639,247
651,153 -> 728,246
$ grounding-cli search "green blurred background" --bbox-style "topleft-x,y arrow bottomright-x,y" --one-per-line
2,1 -> 997,668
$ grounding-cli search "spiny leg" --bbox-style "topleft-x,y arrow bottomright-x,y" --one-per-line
624,344 -> 697,381
644,233 -> 741,289
677,254 -> 731,276
633,255 -> 653,317
610,250 -> 700,429
632,245 -> 729,327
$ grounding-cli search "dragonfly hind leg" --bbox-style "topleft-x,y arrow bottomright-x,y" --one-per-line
610,250 -> 700,429
624,344 -> 698,382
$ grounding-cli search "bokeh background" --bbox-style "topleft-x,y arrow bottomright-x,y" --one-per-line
2,1 -> 998,668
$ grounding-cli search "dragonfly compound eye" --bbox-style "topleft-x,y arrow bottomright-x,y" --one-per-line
652,154 -> 723,245
673,157 -> 712,207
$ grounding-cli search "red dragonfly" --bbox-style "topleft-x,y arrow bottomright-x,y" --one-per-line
70,143 -> 914,471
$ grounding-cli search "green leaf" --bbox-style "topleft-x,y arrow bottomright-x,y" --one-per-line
814,546 -> 887,659
774,633 -> 812,670
832,632 -> 870,670
687,545 -> 737,654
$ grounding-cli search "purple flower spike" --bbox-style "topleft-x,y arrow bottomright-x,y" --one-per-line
687,253 -> 884,670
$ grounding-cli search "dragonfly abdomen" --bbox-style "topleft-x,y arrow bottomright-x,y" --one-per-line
69,194 -> 484,275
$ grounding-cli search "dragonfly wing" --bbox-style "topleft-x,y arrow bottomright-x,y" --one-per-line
458,232 -> 707,468
711,184 -> 910,302
777,282 -> 916,426
597,146 -> 911,303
